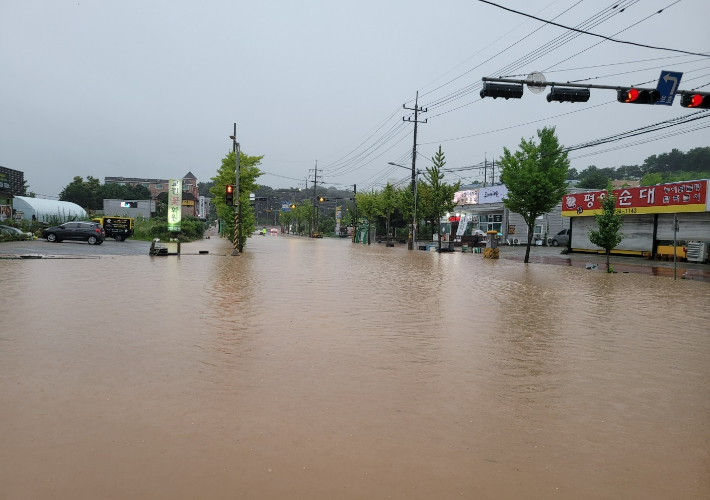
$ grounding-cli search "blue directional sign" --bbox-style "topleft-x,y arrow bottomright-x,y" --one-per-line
655,70 -> 683,106
281,201 -> 291,211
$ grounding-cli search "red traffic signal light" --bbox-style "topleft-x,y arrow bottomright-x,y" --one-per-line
225,185 -> 235,206
680,92 -> 710,109
617,88 -> 660,104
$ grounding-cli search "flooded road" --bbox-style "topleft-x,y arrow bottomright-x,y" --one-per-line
2,234 -> 709,499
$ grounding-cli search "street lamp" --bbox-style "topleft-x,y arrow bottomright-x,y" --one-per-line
388,162 -> 420,249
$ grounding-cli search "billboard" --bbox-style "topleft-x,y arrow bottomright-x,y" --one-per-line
562,180 -> 709,217
168,179 -> 182,231
479,185 -> 508,204
453,189 -> 478,205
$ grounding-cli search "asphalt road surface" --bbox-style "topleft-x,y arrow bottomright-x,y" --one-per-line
0,238 -> 152,257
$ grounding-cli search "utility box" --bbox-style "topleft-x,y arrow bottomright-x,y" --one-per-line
686,241 -> 708,263
485,230 -> 498,249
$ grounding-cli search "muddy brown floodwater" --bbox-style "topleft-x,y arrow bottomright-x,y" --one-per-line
1,234 -> 709,499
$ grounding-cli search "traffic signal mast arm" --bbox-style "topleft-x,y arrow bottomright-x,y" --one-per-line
481,77 -> 709,107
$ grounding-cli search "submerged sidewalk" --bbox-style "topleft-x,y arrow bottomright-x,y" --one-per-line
497,244 -> 710,282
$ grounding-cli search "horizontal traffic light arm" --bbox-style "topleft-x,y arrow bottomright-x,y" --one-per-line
481,76 -> 656,93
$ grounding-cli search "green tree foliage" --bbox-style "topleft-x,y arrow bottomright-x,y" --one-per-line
209,150 -> 263,250
59,176 -> 151,211
577,165 -> 610,189
640,172 -> 663,186
355,190 -> 382,244
197,181 -> 214,197
423,146 -> 460,251
588,183 -> 624,272
499,126 -> 569,263
381,183 -> 397,244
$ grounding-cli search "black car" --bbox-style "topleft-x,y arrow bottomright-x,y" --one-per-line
42,222 -> 105,245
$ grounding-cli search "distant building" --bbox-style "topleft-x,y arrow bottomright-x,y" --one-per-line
104,171 -> 199,199
103,199 -> 156,218
611,179 -> 640,189
0,166 -> 25,222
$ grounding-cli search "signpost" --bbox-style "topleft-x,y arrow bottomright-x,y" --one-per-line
167,179 -> 182,232
655,70 -> 683,106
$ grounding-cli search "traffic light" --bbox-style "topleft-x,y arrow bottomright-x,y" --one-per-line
290,204 -> 296,209
318,196 -> 329,202
679,92 -> 710,109
547,87 -> 590,103
480,82 -> 524,100
225,185 -> 234,206
617,88 -> 660,104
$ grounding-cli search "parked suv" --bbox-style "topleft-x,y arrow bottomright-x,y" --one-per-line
42,222 -> 105,245
551,229 -> 570,247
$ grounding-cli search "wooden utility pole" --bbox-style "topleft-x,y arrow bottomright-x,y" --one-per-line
403,91 -> 427,250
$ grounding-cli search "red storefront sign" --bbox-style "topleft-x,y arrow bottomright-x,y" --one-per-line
562,180 -> 709,217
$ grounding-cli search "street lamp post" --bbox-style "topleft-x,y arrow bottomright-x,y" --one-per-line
388,162 -> 420,250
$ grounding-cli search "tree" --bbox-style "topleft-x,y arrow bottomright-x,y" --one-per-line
640,172 -> 663,186
381,183 -> 397,245
423,146 -> 460,251
209,150 -> 263,250
355,190 -> 382,244
588,183 -> 624,272
577,165 -> 609,189
499,126 -> 569,263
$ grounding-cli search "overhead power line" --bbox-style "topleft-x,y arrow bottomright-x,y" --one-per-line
478,0 -> 710,58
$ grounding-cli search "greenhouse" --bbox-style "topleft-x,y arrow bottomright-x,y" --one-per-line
12,196 -> 87,223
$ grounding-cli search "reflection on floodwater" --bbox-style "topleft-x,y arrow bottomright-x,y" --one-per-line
1,235 -> 709,499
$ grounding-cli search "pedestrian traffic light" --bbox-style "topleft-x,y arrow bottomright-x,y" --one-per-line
617,88 -> 660,104
225,185 -> 234,206
480,82 -> 524,100
679,92 -> 710,109
547,87 -> 590,103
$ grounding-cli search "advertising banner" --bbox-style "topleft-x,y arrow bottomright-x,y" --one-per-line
453,189 -> 478,205
478,185 -> 508,204
168,178 -> 182,231
456,214 -> 469,236
562,180 -> 709,217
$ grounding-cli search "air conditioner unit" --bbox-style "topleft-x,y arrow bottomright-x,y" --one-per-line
686,241 -> 708,263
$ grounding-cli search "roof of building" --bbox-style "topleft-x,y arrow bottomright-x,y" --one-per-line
183,171 -> 197,180
182,191 -> 198,201
105,177 -> 168,184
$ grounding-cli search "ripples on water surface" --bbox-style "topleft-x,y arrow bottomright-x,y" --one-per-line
1,235 -> 709,499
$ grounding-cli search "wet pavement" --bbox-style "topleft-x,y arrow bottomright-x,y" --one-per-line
1,234 -> 709,499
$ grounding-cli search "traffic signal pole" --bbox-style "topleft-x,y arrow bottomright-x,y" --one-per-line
230,123 -> 241,256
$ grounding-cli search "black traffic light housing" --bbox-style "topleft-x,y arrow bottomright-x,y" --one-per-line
617,88 -> 660,104
547,87 -> 590,103
318,196 -> 327,202
679,92 -> 710,109
480,82 -> 524,100
225,185 -> 235,206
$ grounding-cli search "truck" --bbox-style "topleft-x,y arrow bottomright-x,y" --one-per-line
91,216 -> 134,241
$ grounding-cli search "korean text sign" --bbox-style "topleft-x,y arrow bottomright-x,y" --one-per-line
562,180 -> 708,217
168,178 -> 183,231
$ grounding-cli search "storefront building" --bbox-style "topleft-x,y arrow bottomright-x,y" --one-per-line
448,185 -> 569,245
561,180 -> 710,258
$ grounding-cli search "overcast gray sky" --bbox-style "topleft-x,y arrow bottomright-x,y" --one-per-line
2,0 -> 709,198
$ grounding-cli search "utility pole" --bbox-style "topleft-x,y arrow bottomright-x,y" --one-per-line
403,91 -> 427,250
483,153 -> 487,188
311,161 -> 318,237
491,156 -> 495,186
230,123 -> 241,255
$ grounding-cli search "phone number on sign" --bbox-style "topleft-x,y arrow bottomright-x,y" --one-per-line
615,208 -> 638,214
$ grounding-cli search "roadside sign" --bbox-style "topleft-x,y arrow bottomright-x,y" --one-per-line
655,70 -> 683,106
281,201 -> 291,211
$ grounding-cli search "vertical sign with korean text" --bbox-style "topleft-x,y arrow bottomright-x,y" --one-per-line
168,178 -> 182,231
